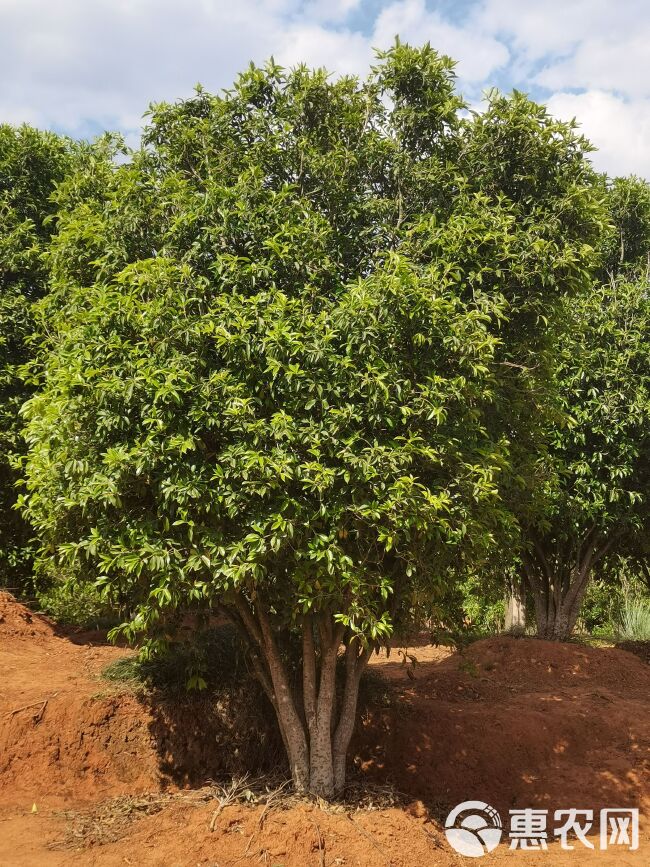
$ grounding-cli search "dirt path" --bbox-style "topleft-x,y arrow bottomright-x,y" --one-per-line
0,592 -> 648,865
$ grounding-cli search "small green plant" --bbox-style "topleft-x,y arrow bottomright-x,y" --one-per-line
615,594 -> 650,641
579,571 -> 649,636
37,579 -> 122,629
458,574 -> 506,635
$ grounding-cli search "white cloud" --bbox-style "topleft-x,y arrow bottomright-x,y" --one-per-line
546,90 -> 650,178
281,0 -> 511,91
276,26 -> 372,79
475,0 -> 650,177
477,0 -> 648,64
537,36 -> 650,100
0,0 -> 328,134
302,0 -> 363,25
477,0 -> 650,100
0,0 -> 510,140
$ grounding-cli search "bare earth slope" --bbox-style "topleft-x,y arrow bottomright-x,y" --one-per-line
0,592 -> 648,866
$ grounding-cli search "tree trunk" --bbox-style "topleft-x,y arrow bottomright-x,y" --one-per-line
231,595 -> 369,799
531,590 -> 583,641
504,573 -> 526,634
332,638 -> 369,795
305,619 -> 339,797
523,533 -> 616,641
255,602 -> 311,790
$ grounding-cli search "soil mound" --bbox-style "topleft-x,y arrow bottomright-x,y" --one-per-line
358,636 -> 650,819
617,639 -> 650,665
0,594 -> 279,807
0,591 -> 56,640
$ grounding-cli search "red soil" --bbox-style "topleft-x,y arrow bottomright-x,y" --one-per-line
0,591 -> 648,865
360,638 -> 650,815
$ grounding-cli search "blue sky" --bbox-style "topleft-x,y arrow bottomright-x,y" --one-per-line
2,0 -> 649,176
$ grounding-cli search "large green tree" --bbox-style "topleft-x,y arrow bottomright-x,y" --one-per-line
0,125 -> 74,590
520,176 -> 650,640
21,46 -> 604,796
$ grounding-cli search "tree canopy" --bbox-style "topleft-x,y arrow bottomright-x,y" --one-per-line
20,45 -> 611,796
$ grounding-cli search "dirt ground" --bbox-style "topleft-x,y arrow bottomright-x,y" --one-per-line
0,590 -> 648,866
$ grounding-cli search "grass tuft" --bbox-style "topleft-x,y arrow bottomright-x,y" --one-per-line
615,594 -> 650,641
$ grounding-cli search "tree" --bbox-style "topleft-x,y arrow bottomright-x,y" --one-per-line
428,89 -> 609,635
520,177 -> 650,639
21,45 -> 604,797
0,125 -> 73,590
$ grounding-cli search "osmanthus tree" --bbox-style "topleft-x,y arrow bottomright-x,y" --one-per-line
21,45 -> 605,797
519,177 -> 650,640
415,89 -> 609,630
0,125 -> 74,590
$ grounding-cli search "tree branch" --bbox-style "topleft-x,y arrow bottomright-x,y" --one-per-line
233,593 -> 263,647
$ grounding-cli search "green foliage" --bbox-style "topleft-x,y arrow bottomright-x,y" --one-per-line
517,174 -> 650,638
579,577 -> 622,633
0,125 -> 73,299
601,175 -> 650,276
0,125 -> 75,591
528,275 -> 650,565
580,565 -> 650,635
458,573 -> 506,634
450,92 -> 607,561
21,46 -> 607,656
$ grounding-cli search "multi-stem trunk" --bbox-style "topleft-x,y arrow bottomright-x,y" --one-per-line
522,531 -> 619,641
231,595 -> 370,799
530,580 -> 585,641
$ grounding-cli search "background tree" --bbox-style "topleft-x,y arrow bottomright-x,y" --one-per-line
418,90 -> 608,632
21,45 -> 605,797
519,176 -> 650,639
0,125 -> 73,591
